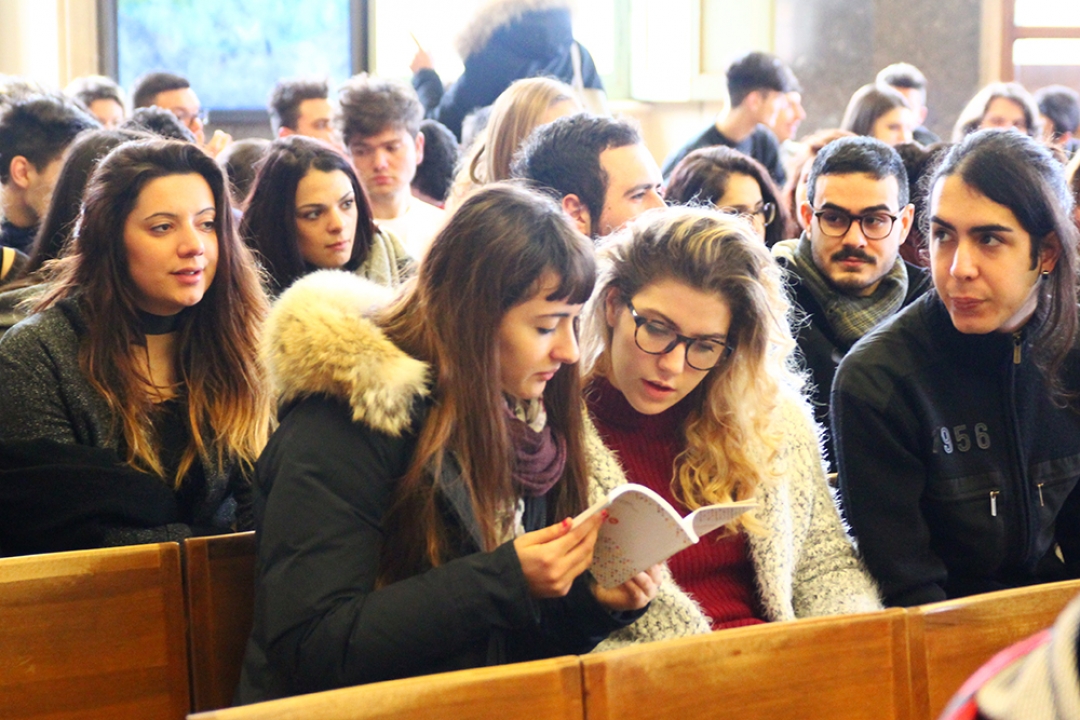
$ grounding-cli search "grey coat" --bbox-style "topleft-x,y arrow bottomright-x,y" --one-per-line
0,299 -> 243,544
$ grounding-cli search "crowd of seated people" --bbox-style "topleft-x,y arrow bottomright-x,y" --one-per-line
3,29 -> 1080,711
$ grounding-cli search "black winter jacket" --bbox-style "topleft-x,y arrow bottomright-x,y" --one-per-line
833,293 -> 1080,607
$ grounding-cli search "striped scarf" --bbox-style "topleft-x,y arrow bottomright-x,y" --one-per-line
779,233 -> 909,348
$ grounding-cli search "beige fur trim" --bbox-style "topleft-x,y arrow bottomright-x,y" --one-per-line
263,270 -> 429,437
455,0 -> 573,59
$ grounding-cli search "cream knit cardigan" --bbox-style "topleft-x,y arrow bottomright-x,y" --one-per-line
587,392 -> 882,650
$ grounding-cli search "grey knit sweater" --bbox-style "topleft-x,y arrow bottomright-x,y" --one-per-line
0,299 -> 244,545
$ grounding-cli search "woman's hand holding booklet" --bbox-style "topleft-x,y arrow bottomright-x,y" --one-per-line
574,484 -> 757,587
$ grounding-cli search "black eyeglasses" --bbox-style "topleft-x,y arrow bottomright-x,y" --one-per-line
627,301 -> 732,371
812,207 -> 899,240
717,201 -> 777,227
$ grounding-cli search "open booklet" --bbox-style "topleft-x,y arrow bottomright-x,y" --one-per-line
573,484 -> 757,588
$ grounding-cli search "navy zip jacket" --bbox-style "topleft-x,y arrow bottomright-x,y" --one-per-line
833,293 -> 1080,607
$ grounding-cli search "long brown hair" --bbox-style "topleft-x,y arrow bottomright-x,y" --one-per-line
38,139 -> 271,484
376,182 -> 595,583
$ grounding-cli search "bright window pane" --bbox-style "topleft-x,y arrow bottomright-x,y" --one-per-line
575,0 -> 617,76
1014,0 -> 1080,27
1014,38 -> 1080,66
117,0 -> 351,110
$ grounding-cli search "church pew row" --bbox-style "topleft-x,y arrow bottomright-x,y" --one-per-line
4,535 -> 1080,720
0,542 -> 190,720
183,532 -> 257,713
187,656 -> 584,720
582,609 -> 912,720
907,578 -> 1080,719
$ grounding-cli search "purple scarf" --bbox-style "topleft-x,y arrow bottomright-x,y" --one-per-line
505,405 -> 566,497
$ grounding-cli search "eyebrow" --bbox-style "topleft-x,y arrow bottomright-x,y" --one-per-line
930,216 -> 1015,234
297,191 -> 354,210
143,207 -> 214,222
637,307 -> 727,341
623,181 -> 660,198
818,201 -> 895,214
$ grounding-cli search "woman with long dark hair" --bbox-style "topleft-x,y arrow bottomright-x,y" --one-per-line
240,135 -> 410,294
835,129 -> 1080,606
237,183 -> 657,703
0,139 -> 270,555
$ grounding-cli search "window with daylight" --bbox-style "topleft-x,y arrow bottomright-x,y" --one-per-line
1003,0 -> 1080,90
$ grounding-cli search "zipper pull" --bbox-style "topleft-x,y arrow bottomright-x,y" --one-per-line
1038,483 -> 1046,507
1013,332 -> 1022,364
990,490 -> 999,517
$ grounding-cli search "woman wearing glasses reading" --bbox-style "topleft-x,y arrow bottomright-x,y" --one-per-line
581,208 -> 879,644
664,146 -> 788,248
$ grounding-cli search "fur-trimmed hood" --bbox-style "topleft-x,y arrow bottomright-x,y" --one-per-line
455,0 -> 574,59
262,270 -> 429,437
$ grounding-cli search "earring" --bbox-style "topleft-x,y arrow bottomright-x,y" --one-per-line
1042,269 -> 1051,276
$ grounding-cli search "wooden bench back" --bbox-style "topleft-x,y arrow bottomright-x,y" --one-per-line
0,542 -> 190,720
582,609 -> 912,720
187,655 -> 584,720
907,579 -> 1080,719
183,532 -> 257,712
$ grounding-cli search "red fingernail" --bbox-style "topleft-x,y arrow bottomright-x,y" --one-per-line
601,510 -> 609,519
562,518 -> 572,529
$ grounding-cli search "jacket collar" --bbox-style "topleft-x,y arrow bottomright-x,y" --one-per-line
262,270 -> 430,437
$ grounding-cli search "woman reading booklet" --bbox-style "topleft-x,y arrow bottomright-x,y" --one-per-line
579,208 -> 881,646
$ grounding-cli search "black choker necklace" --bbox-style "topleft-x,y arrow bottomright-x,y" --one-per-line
137,309 -> 182,335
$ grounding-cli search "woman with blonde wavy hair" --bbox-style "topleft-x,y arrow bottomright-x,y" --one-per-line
581,207 -> 879,643
447,77 -> 581,209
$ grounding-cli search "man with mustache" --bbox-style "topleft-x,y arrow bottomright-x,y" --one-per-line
772,136 -> 928,467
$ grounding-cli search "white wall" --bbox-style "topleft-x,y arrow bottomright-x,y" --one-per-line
0,0 -> 97,88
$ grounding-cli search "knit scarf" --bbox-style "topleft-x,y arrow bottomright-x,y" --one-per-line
783,233 -> 909,348
505,397 -> 566,498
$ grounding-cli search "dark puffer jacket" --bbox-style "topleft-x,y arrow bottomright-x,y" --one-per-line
834,293 -> 1080,607
235,271 -> 639,703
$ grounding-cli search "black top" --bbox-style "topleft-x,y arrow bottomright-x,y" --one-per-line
154,398 -> 209,526
662,124 -> 786,186
0,220 -> 36,254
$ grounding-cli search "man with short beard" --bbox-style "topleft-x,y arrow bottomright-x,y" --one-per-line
772,136 -> 929,466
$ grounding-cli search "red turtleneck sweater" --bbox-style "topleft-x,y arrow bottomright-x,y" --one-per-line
586,377 -> 764,630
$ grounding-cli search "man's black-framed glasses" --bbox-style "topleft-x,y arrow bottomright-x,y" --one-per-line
812,207 -> 899,240
717,201 -> 777,227
627,302 -> 732,371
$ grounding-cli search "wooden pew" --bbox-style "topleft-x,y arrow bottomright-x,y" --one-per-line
0,542 -> 190,720
183,532 -> 257,712
187,655 -> 584,720
582,609 -> 912,720
907,578 -> 1080,720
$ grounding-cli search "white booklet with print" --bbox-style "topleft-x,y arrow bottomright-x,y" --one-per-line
573,484 -> 757,588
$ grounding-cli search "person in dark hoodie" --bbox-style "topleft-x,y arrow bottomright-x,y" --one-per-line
410,0 -> 604,140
